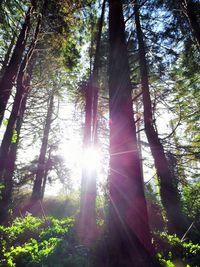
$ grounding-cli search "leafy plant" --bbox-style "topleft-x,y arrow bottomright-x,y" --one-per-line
0,215 -> 91,267
154,232 -> 200,267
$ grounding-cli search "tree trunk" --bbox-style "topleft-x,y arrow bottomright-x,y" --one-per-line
134,0 -> 187,237
79,0 -> 106,245
79,82 -> 97,243
0,7 -> 33,126
0,12 -> 41,178
91,0 -> 106,141
0,76 -> 25,174
31,93 -> 54,201
41,161 -> 49,200
136,98 -> 144,182
0,62 -> 33,224
0,9 -> 43,222
107,1 -> 159,266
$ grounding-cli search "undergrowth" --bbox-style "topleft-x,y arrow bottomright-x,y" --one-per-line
0,215 -> 199,267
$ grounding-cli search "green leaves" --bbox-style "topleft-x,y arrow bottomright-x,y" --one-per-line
0,215 -> 90,267
11,129 -> 18,144
182,181 -> 200,222
154,232 -> 200,267
61,39 -> 81,71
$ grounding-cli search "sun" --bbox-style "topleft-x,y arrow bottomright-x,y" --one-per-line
60,138 -> 101,174
81,146 -> 100,172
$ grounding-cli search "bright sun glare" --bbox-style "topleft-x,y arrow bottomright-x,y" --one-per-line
81,147 -> 100,171
60,139 -> 102,178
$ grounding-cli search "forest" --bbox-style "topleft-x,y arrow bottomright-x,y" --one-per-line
0,0 -> 199,266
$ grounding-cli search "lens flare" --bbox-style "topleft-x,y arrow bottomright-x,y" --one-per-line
81,147 -> 100,171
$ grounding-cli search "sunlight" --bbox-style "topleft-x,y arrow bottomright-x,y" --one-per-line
81,147 -> 100,172
59,138 -> 102,183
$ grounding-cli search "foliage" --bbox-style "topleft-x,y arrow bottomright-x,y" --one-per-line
1,214 -> 199,267
0,0 -> 27,60
35,196 -> 80,219
0,215 -> 91,267
182,181 -> 200,218
154,232 -> 200,267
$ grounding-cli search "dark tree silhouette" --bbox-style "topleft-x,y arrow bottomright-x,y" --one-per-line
107,0 -> 160,266
79,0 -> 106,244
31,92 -> 54,201
0,7 -> 33,126
134,0 -> 188,237
0,60 -> 35,224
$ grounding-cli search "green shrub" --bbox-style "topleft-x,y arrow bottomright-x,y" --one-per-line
0,215 -> 90,267
1,215 -> 199,267
154,232 -> 200,267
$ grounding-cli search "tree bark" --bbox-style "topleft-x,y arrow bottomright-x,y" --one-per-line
0,62 -> 33,225
134,0 -> 187,237
107,1 -> 159,266
91,0 -> 106,141
41,155 -> 50,200
0,7 -> 43,222
79,0 -> 106,245
0,7 -> 33,126
31,93 -> 54,201
0,11 -> 41,177
79,82 -> 97,243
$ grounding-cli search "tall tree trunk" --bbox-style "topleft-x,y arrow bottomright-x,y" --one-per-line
107,1 -> 159,266
134,0 -> 187,236
91,0 -> 106,140
136,98 -> 144,182
0,8 -> 43,222
0,12 -> 41,177
79,83 -> 96,243
41,155 -> 50,200
0,7 -> 33,126
0,62 -> 33,224
79,0 -> 106,245
31,93 -> 54,201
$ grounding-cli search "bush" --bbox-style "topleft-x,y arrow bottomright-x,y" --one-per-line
153,232 -> 200,267
0,215 -> 91,267
1,215 -> 199,267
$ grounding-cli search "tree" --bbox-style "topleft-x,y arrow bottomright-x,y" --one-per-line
0,6 -> 43,223
31,91 -> 55,201
0,60 -> 35,224
0,1 -> 25,78
0,6 -> 34,126
134,0 -> 188,237
107,1 -> 159,266
79,0 -> 106,244
0,14 -> 41,176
